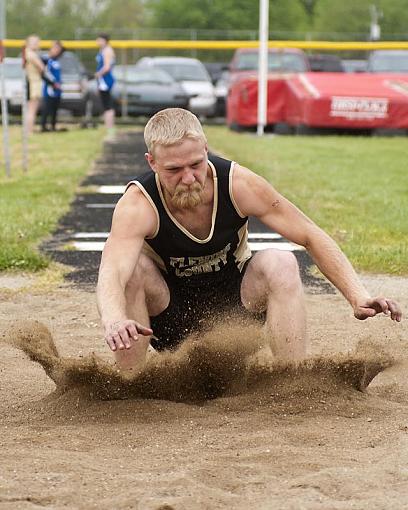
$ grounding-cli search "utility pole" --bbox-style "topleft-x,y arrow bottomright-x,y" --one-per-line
0,0 -> 11,177
257,0 -> 269,136
369,4 -> 382,41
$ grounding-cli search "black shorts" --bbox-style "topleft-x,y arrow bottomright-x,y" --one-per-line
99,90 -> 114,111
150,261 -> 264,351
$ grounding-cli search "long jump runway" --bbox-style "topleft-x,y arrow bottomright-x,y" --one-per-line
43,131 -> 332,293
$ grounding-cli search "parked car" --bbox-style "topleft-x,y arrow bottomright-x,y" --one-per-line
85,65 -> 190,117
367,50 -> 408,73
136,57 -> 217,117
228,48 -> 310,84
214,70 -> 230,117
308,54 -> 344,72
203,62 -> 229,84
227,48 -> 310,130
342,59 -> 368,73
0,57 -> 24,113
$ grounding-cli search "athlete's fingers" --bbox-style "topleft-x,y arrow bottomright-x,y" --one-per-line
117,328 -> 132,349
113,333 -> 125,350
127,323 -> 139,343
106,335 -> 117,351
354,307 -> 376,320
374,298 -> 389,315
386,299 -> 402,322
136,323 -> 153,336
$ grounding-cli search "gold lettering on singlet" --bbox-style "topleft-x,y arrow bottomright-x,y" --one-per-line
169,244 -> 231,277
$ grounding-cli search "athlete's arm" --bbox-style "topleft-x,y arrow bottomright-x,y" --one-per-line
97,186 -> 157,350
232,163 -> 402,322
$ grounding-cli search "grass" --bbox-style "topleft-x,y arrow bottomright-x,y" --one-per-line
0,126 -> 105,272
205,126 -> 408,275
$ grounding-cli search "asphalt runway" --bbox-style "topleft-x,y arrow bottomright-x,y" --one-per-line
42,130 -> 333,293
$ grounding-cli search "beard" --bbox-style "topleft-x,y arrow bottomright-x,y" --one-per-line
170,181 -> 204,209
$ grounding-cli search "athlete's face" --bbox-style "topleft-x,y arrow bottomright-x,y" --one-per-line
145,137 -> 209,210
96,37 -> 107,49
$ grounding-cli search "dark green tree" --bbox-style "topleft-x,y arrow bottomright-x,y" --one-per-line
148,0 -> 308,35
6,0 -> 46,38
313,0 -> 408,39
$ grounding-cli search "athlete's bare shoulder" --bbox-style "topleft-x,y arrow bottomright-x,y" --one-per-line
231,162 -> 278,218
111,184 -> 158,239
103,45 -> 115,58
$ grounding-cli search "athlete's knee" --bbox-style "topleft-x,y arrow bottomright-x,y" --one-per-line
256,250 -> 301,293
126,254 -> 155,296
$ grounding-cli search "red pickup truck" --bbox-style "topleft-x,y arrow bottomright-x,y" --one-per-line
227,47 -> 310,130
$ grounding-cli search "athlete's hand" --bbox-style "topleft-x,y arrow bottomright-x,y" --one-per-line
104,320 -> 153,352
353,297 -> 402,322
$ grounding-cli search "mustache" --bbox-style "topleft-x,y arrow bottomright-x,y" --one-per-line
171,182 -> 204,209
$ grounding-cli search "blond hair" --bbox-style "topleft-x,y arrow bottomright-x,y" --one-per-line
144,108 -> 207,154
26,35 -> 40,50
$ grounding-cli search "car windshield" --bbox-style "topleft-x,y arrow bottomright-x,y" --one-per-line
4,63 -> 23,79
114,67 -> 174,85
235,52 -> 307,72
370,53 -> 408,73
154,62 -> 210,82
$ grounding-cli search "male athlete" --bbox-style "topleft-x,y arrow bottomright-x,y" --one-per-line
97,108 -> 402,371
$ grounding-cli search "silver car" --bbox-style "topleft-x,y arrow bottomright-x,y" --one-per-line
136,57 -> 217,117
0,57 -> 24,113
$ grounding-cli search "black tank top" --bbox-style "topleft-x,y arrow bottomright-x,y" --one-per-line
126,155 -> 251,287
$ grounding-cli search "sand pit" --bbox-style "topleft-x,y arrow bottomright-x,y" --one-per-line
0,276 -> 407,509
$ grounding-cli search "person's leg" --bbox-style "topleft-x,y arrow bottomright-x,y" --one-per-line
240,249 -> 307,361
113,254 -> 170,371
40,97 -> 49,131
103,108 -> 115,130
27,98 -> 40,134
50,97 -> 60,130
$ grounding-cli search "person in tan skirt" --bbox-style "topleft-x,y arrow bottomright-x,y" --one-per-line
23,35 -> 45,133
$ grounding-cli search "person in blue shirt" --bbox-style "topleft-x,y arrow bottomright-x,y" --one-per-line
41,41 -> 65,132
95,33 -> 116,138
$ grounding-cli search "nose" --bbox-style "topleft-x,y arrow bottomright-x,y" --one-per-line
181,168 -> 195,186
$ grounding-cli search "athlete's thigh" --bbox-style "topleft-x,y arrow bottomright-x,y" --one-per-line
128,253 -> 170,316
240,249 -> 296,311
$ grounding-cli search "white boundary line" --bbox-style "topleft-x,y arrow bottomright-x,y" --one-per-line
72,240 -> 303,252
97,185 -> 126,194
73,231 -> 283,240
86,204 -> 116,208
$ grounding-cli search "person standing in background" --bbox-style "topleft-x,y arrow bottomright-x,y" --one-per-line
95,33 -> 116,139
23,35 -> 45,134
40,41 -> 65,132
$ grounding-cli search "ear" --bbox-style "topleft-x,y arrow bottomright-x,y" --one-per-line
204,143 -> 208,153
145,152 -> 157,173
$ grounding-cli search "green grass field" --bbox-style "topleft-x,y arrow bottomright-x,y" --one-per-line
0,126 -> 105,272
205,126 -> 407,275
0,125 -> 406,276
